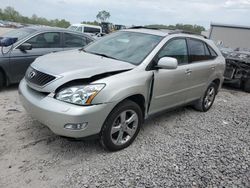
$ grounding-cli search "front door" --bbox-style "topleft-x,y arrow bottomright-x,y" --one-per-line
149,38 -> 191,114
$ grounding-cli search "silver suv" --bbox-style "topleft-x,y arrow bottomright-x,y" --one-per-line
19,28 -> 225,151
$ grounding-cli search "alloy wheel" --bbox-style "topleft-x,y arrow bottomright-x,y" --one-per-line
110,110 -> 139,146
204,86 -> 215,109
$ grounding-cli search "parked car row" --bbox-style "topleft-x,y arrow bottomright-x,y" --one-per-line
0,26 -> 94,89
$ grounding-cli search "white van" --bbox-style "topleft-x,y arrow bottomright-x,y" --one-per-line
68,24 -> 102,36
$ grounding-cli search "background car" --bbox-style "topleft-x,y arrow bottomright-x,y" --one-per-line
68,23 -> 102,37
0,26 -> 94,89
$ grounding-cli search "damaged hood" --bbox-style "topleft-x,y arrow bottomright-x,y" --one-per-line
226,51 -> 250,64
32,50 -> 135,77
28,50 -> 135,92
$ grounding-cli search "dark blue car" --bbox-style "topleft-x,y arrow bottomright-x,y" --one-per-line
0,26 -> 94,89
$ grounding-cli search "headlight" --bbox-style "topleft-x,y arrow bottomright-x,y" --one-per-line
55,84 -> 105,105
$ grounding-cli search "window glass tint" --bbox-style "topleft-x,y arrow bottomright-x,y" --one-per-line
188,39 -> 206,62
27,32 -> 61,48
84,27 -> 100,33
208,46 -> 218,57
64,33 -> 87,47
158,39 -> 188,65
204,44 -> 210,56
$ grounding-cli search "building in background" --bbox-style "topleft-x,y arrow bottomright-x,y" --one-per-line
209,23 -> 250,49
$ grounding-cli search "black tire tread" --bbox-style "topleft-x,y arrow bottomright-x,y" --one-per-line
243,79 -> 250,93
193,82 -> 217,112
0,71 -> 5,91
100,100 -> 143,151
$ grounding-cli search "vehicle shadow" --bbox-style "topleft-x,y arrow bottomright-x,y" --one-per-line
22,106 -> 189,157
1,84 -> 19,92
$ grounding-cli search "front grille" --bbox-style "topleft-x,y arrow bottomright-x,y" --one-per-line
25,67 -> 56,87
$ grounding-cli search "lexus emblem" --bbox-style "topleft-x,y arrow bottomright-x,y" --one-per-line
28,71 -> 36,79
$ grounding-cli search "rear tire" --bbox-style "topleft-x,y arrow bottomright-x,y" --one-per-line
100,100 -> 143,151
0,71 -> 5,91
193,83 -> 217,112
243,79 -> 250,93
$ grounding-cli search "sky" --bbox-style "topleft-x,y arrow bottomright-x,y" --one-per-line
1,0 -> 250,29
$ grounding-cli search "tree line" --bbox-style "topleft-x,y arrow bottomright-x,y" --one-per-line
0,6 -> 70,28
0,7 -> 206,34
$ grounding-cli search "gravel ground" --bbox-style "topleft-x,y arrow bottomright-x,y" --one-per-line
0,86 -> 249,188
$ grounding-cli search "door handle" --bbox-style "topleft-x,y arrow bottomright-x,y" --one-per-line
185,69 -> 192,75
210,66 -> 215,70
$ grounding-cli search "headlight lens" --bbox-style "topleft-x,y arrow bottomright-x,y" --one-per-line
55,84 -> 105,105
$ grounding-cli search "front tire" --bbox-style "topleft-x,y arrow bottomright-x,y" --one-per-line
0,71 -> 5,91
243,79 -> 250,93
193,83 -> 217,112
100,100 -> 143,151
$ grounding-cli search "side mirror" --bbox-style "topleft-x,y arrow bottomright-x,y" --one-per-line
19,43 -> 32,51
157,57 -> 178,69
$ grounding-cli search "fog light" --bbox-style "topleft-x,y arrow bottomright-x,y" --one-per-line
64,123 -> 88,130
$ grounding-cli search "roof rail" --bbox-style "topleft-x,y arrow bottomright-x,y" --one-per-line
169,30 -> 207,39
129,26 -> 160,30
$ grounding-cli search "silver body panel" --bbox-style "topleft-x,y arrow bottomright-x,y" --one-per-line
19,29 -> 225,138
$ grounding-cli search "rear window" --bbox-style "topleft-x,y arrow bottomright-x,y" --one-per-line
188,39 -> 217,62
84,27 -> 101,33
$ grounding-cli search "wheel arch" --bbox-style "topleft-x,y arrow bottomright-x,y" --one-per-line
212,78 -> 221,93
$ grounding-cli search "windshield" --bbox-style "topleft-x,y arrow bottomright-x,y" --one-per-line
84,31 -> 163,65
1,28 -> 36,42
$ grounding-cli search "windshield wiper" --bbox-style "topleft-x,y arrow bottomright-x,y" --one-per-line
88,51 -> 118,60
79,47 -> 86,52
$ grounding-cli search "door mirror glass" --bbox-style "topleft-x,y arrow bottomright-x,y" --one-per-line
19,43 -> 32,51
157,57 -> 178,69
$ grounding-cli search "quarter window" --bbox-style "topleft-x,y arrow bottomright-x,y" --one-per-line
64,33 -> 88,47
27,32 -> 61,48
158,39 -> 188,65
208,46 -> 218,58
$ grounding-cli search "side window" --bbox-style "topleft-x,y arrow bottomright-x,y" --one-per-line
204,43 -> 218,60
64,33 -> 87,47
158,38 -> 188,65
27,32 -> 61,48
208,46 -> 218,58
84,27 -> 100,33
188,39 -> 206,62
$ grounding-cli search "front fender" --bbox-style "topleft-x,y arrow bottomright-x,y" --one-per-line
92,70 -> 153,107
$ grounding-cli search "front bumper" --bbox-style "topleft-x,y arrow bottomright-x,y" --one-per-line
19,79 -> 115,138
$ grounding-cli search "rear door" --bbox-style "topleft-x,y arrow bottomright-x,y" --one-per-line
9,32 -> 63,82
184,38 -> 218,102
